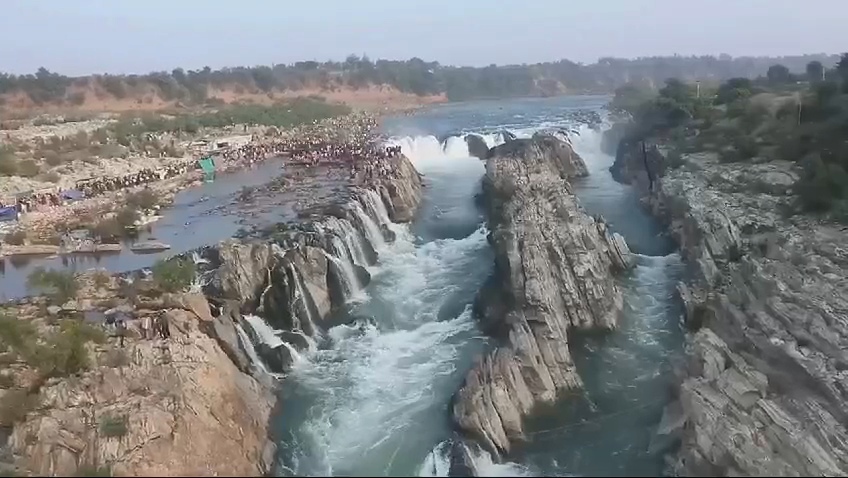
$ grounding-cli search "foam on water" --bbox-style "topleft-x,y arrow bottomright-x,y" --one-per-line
275,99 -> 682,477
277,147 -> 492,477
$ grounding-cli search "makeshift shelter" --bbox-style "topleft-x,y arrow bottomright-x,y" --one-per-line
198,156 -> 216,183
60,189 -> 85,202
0,206 -> 18,222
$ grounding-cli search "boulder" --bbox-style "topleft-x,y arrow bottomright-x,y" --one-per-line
464,134 -> 490,160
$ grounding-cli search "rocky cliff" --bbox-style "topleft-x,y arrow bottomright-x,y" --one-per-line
614,138 -> 848,476
0,280 -> 275,477
452,133 -> 632,458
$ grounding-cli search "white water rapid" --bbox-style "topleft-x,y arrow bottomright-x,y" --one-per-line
270,97 -> 685,477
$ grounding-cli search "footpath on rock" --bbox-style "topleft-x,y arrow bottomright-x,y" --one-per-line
451,132 -> 633,460
0,123 -> 423,476
607,71 -> 848,476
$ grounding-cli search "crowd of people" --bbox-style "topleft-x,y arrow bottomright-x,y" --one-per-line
215,114 -> 404,169
0,112 -> 407,221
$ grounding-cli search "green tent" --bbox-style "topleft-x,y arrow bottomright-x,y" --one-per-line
198,156 -> 216,183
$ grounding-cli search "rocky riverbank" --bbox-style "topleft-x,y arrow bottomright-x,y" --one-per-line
0,154 -> 423,476
612,136 -> 848,475
451,133 -> 632,459
198,154 -> 422,373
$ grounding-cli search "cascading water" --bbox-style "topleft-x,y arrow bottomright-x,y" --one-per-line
287,262 -> 318,338
271,96 -> 685,477
362,189 -> 396,233
274,134 -> 494,477
235,321 -> 270,374
325,239 -> 362,296
352,202 -> 385,251
244,313 -> 285,349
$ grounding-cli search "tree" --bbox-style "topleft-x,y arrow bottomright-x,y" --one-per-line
806,61 -> 824,82
715,77 -> 753,104
658,78 -> 693,105
767,64 -> 793,84
836,53 -> 848,81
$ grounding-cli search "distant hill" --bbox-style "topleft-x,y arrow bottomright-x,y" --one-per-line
0,53 -> 841,113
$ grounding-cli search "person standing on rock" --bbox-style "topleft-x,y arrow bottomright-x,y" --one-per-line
115,317 -> 127,348
141,314 -> 152,340
156,313 -> 171,340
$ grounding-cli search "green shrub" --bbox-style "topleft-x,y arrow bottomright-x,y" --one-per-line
43,150 -> 64,166
35,320 -> 105,378
125,189 -> 159,212
26,267 -> 79,304
0,314 -> 38,355
115,207 -> 140,229
0,150 -> 18,176
42,171 -> 61,183
0,388 -> 40,427
98,413 -> 128,438
16,159 -> 40,178
4,230 -> 27,245
152,257 -> 196,293
795,156 -> 848,214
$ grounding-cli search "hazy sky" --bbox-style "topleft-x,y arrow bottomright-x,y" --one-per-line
1,0 -> 844,76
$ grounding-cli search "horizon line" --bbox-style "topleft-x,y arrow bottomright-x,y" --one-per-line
3,51 -> 843,78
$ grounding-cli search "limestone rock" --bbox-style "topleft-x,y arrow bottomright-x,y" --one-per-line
9,307 -> 275,477
453,134 -> 628,457
464,134 -> 490,160
614,133 -> 848,476
213,240 -> 275,308
373,155 -> 423,222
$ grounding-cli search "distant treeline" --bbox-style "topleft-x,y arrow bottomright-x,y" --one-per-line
0,53 -> 841,105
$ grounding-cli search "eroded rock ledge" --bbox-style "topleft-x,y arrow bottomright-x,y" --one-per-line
200,155 -> 423,373
452,133 -> 632,458
614,138 -> 848,476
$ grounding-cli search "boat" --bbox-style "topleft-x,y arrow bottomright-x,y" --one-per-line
130,241 -> 171,253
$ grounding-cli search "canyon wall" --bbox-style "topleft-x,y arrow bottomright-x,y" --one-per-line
613,136 -> 848,476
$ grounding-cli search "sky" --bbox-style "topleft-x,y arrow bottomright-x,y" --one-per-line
1,0 -> 845,76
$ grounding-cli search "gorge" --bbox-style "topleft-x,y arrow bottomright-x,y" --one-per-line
9,94 -> 843,477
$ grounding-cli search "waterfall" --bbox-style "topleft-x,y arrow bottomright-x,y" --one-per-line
288,261 -> 317,337
235,321 -> 270,374
339,220 -> 369,267
322,248 -> 361,298
324,217 -> 369,267
363,189 -> 393,229
353,201 -> 385,251
244,314 -> 284,348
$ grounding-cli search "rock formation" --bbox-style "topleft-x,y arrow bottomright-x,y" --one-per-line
452,134 -> 632,457
0,153 -> 425,476
465,134 -> 490,160
1,288 -> 275,477
614,139 -> 848,475
201,154 -> 424,373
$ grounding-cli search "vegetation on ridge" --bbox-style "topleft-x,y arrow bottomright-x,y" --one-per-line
612,53 -> 848,222
0,54 -> 839,106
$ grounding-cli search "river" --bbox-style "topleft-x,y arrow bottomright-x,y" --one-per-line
1,95 -> 686,476
274,96 -> 686,477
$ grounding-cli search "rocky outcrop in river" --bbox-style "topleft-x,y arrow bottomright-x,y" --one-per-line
614,137 -> 848,476
201,156 -> 423,374
452,133 -> 632,458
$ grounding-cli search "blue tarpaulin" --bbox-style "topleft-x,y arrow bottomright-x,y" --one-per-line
0,206 -> 18,222
60,189 -> 85,201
